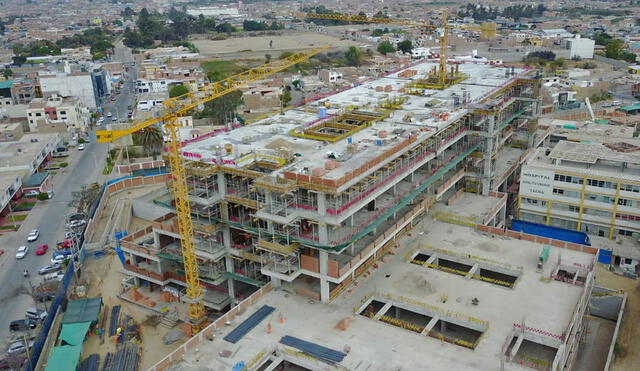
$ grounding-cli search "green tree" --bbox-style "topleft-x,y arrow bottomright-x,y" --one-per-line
377,40 -> 395,55
195,90 -> 243,125
2,68 -> 12,79
169,84 -> 189,98
281,88 -> 292,106
137,126 -> 164,157
12,56 -> 26,66
397,40 -> 412,54
345,46 -> 363,66
605,39 -> 624,59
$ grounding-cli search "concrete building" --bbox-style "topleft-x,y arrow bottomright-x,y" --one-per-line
564,36 -> 595,60
38,66 -> 109,108
518,139 -> 640,241
0,133 -> 61,176
148,221 -> 605,371
318,70 -> 343,84
27,95 -> 89,134
116,60 -> 541,312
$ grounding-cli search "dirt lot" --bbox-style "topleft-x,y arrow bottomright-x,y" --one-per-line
192,32 -> 362,56
594,265 -> 640,370
82,253 -> 187,370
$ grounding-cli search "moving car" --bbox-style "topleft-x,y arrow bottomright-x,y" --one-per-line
9,319 -> 36,332
35,244 -> 48,256
25,308 -> 47,321
15,246 -> 28,260
38,263 -> 62,275
77,143 -> 85,151
26,229 -> 39,242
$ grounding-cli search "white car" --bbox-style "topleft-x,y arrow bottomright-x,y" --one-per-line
7,340 -> 34,354
106,112 -> 112,117
51,255 -> 67,264
15,246 -> 28,259
27,229 -> 39,242
77,144 -> 85,151
24,190 -> 39,197
68,219 -> 86,228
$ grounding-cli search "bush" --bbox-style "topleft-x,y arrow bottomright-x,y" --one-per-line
36,193 -> 49,201
78,138 -> 86,144
59,162 -> 68,168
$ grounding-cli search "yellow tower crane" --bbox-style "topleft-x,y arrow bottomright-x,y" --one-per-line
96,47 -> 327,333
290,10 -> 496,89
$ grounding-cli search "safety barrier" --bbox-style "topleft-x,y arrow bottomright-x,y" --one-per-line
513,323 -> 563,341
410,259 -> 515,288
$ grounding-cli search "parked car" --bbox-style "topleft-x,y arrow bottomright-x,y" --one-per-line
15,246 -> 28,260
23,190 -> 38,197
38,264 -> 62,275
57,239 -> 72,249
51,255 -> 67,264
52,249 -> 72,259
6,340 -> 34,355
24,308 -> 47,321
9,319 -> 36,332
26,229 -> 39,242
47,190 -> 54,199
77,143 -> 85,151
612,100 -> 621,106
68,219 -> 86,228
43,271 -> 64,282
106,112 -> 112,117
35,244 -> 48,256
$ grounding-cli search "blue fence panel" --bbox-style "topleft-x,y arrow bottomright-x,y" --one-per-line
24,261 -> 75,371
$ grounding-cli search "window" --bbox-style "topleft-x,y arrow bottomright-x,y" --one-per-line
35,112 -> 41,117
553,188 -> 564,195
625,258 -> 633,264
60,110 -> 66,115
619,229 -> 633,236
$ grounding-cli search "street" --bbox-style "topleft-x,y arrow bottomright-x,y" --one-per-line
101,41 -> 137,123
0,136 -> 108,342
0,42 -> 138,344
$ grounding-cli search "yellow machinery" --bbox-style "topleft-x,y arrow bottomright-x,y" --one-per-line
293,11 -> 497,89
96,47 -> 327,333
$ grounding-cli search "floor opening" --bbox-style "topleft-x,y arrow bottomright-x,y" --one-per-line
412,253 -> 431,264
511,339 -> 557,370
360,299 -> 387,317
479,268 -> 518,287
437,258 -> 472,275
384,305 -> 432,330
430,320 -> 483,348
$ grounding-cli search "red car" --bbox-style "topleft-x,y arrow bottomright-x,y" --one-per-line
35,244 -> 48,256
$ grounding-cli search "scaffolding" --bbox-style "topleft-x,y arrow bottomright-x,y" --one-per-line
289,110 -> 389,142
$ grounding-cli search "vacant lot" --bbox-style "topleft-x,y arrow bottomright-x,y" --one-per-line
201,60 -> 244,77
193,32 -> 363,56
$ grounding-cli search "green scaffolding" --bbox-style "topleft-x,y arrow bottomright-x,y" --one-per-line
154,142 -> 480,252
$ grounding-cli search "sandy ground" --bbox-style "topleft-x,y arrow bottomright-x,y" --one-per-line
594,265 -> 640,370
192,32 -> 363,56
82,253 -> 187,370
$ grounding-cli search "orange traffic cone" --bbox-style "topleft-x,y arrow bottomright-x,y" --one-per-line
278,312 -> 284,324
267,323 -> 272,334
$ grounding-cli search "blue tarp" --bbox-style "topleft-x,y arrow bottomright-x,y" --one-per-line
598,249 -> 612,264
511,220 -> 590,246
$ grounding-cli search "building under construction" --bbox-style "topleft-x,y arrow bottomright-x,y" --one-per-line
119,60 -> 542,307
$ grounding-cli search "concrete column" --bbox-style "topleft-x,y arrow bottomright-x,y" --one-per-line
393,183 -> 397,195
222,227 -> 231,249
317,192 -> 327,216
265,191 -> 272,211
225,256 -> 236,301
319,250 -> 330,302
271,277 -> 282,288
482,115 -> 495,196
499,204 -> 507,225
318,223 -> 328,245
153,231 -> 160,249
349,214 -> 355,226
411,172 -> 415,182
217,172 -> 226,197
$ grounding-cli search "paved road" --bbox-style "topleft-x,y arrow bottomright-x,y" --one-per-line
0,136 -> 108,344
102,41 -> 138,123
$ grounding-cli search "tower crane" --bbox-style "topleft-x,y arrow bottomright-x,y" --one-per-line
286,10 -> 496,89
96,47 -> 327,333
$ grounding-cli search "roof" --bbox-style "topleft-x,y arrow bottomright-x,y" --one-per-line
23,171 -> 49,187
61,297 -> 102,324
59,321 -> 91,346
44,345 -> 82,371
0,80 -> 13,89
618,103 -> 640,111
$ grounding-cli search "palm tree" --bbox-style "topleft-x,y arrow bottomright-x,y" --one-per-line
137,126 -> 164,159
